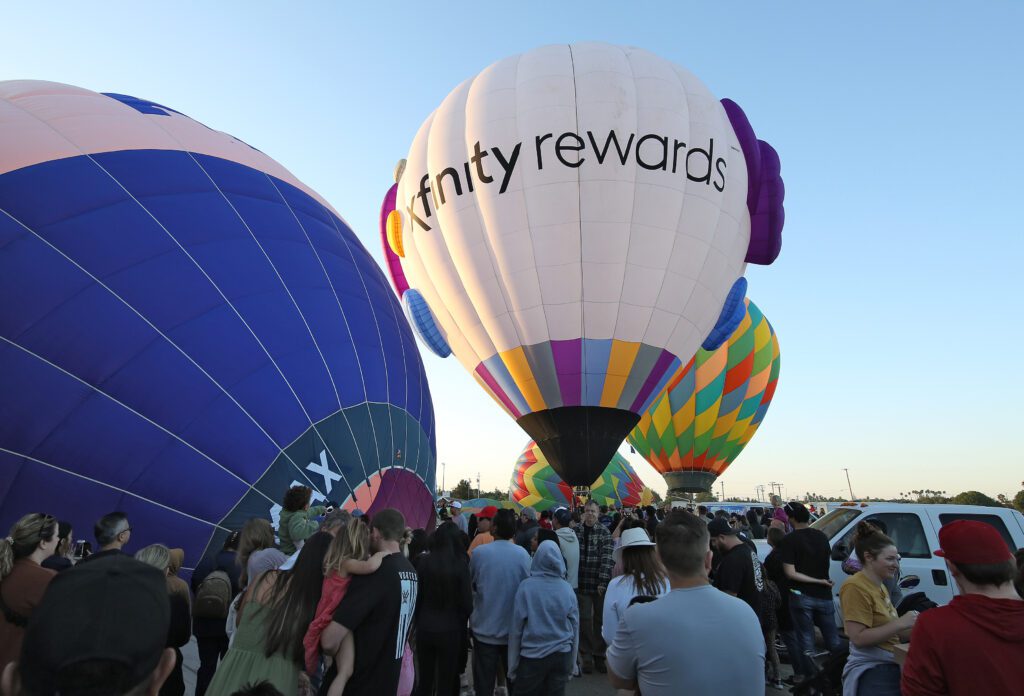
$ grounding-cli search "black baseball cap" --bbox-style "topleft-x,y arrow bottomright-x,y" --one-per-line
19,554 -> 171,695
707,517 -> 738,537
553,508 -> 572,526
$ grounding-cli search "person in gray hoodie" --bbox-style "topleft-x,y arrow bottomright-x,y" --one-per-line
508,540 -> 580,696
469,509 -> 531,696
553,509 -> 580,590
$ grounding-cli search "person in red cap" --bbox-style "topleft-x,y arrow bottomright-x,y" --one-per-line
901,520 -> 1024,696
468,506 -> 498,556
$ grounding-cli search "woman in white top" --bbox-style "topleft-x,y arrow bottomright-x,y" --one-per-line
602,527 -> 671,645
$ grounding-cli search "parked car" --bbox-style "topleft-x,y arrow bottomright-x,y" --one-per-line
757,502 -> 1024,624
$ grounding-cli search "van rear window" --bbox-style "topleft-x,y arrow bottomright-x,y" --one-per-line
938,514 -> 1015,551
812,508 -> 861,540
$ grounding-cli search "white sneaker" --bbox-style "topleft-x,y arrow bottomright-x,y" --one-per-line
494,687 -> 508,696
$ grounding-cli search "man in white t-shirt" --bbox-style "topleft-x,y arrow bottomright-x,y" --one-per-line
606,509 -> 765,695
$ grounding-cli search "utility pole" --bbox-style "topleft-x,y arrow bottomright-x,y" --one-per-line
842,468 -> 856,500
720,480 -> 725,502
768,481 -> 779,499
441,462 -> 446,494
476,472 -> 481,499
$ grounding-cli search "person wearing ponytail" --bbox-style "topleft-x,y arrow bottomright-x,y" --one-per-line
0,513 -> 59,673
839,521 -> 918,696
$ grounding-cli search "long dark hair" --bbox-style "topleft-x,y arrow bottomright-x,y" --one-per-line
263,531 -> 331,664
622,539 -> 668,597
416,522 -> 467,615
237,518 -> 277,586
408,528 -> 429,562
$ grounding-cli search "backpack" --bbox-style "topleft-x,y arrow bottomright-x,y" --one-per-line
194,570 -> 233,619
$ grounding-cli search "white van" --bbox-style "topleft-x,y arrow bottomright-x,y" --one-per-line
790,503 -> 1024,623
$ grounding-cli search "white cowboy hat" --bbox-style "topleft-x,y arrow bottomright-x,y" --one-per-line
614,527 -> 656,562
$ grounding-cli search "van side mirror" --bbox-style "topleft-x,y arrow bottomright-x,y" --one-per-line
831,543 -> 848,561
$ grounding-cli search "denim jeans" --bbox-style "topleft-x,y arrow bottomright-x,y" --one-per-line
778,627 -> 802,669
472,635 -> 508,696
513,651 -> 573,696
789,592 -> 841,677
857,663 -> 901,696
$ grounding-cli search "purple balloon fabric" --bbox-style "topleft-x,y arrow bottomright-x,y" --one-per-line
379,183 -> 410,296
720,99 -> 785,265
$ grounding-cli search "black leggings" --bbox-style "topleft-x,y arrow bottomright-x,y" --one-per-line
416,628 -> 464,696
195,635 -> 229,696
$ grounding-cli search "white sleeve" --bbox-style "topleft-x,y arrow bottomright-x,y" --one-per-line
601,579 -> 623,645
605,605 -> 638,683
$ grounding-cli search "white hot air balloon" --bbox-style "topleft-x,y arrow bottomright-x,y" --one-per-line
382,43 -> 785,485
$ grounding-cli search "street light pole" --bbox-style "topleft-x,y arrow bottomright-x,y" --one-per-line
441,462 -> 446,494
842,468 -> 856,500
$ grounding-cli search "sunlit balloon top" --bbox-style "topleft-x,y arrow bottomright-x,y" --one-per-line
381,42 -> 785,485
0,81 -> 437,570
510,440 -> 654,511
628,298 -> 779,493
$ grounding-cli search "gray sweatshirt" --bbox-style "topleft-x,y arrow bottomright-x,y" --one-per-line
508,541 -> 580,678
469,539 -> 531,645
555,526 -> 580,590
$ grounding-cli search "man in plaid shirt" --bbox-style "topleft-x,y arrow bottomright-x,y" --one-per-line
575,499 -> 614,673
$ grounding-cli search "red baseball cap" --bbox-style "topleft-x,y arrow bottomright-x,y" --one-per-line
478,505 -> 498,520
934,520 -> 1013,564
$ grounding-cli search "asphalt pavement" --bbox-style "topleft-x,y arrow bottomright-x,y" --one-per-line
182,637 -> 794,695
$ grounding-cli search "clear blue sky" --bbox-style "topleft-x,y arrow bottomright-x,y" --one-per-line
6,1 -> 1023,501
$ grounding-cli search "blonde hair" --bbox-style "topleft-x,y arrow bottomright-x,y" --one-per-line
324,519 -> 369,574
0,513 -> 57,581
135,543 -> 171,573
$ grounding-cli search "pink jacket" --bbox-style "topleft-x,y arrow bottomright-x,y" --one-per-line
303,572 -> 351,674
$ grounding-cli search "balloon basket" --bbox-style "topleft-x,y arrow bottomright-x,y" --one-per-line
572,485 -> 591,510
663,471 -> 718,495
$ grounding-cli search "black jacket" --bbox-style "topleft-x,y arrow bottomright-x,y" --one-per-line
190,550 -> 241,638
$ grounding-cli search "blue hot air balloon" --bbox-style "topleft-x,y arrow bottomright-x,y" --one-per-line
0,81 -> 436,572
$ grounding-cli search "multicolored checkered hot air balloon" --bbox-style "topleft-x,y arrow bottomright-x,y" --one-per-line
628,299 -> 780,494
510,440 -> 655,511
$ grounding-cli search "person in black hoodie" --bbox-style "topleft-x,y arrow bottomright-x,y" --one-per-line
414,521 -> 472,696
134,544 -> 192,696
191,531 -> 242,696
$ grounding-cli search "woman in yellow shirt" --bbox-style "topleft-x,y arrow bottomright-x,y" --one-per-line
839,521 -> 918,696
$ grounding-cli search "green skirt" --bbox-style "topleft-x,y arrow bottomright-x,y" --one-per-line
205,599 -> 300,696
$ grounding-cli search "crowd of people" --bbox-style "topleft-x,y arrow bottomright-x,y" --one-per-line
1,488 -> 1023,696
